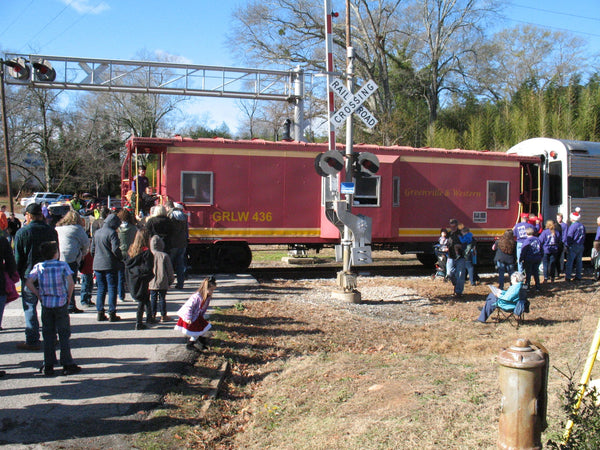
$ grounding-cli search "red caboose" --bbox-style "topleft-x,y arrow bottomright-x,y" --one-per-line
121,137 -> 539,270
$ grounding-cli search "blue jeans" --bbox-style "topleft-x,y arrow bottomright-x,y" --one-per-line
0,294 -> 6,328
566,243 -> 584,281
477,293 -> 498,322
22,284 -> 40,345
95,270 -> 118,313
523,260 -> 541,288
496,261 -> 515,290
150,290 -> 167,317
80,273 -> 93,304
169,247 -> 187,288
465,260 -> 476,286
542,252 -> 558,281
117,267 -> 126,301
449,257 -> 466,295
67,262 -> 79,311
41,304 -> 74,368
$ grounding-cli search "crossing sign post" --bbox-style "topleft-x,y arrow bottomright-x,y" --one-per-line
329,78 -> 378,129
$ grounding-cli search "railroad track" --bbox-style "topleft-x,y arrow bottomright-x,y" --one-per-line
247,263 -> 432,280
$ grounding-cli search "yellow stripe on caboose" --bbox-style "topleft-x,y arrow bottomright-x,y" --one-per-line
190,228 -> 321,238
398,228 -> 507,238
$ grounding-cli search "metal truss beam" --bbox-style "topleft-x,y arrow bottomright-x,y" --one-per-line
3,53 -> 301,101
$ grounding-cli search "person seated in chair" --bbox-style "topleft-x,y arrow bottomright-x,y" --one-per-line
476,272 -> 527,323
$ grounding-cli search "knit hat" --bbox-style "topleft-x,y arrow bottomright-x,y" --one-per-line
570,207 -> 581,222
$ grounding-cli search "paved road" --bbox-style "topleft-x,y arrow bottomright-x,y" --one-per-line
0,274 -> 257,447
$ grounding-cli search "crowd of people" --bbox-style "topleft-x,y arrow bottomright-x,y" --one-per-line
434,208 -> 593,323
0,187 -> 216,378
436,208 -> 590,298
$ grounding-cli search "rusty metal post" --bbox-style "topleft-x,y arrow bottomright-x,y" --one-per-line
497,338 -> 548,449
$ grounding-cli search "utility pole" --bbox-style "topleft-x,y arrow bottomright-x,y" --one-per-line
0,60 -> 14,213
339,0 -> 360,302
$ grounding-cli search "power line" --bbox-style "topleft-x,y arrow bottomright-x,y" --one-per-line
0,0 -> 36,41
504,16 -> 600,40
507,2 -> 600,23
20,0 -> 74,53
39,1 -> 104,53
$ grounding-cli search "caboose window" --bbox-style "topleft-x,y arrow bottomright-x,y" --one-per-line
354,176 -> 380,207
393,177 -> 400,206
487,181 -> 509,209
181,171 -> 213,204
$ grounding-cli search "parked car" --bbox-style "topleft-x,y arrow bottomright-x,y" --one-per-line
19,192 -> 62,207
54,194 -> 73,203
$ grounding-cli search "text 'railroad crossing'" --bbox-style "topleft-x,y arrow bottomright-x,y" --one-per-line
330,78 -> 378,129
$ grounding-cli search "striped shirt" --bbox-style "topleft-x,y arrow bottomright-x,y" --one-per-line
27,259 -> 74,308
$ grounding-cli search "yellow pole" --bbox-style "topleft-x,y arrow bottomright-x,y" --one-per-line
563,317 -> 600,443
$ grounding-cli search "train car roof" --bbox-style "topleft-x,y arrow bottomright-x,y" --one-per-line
126,136 -> 539,162
508,137 -> 600,157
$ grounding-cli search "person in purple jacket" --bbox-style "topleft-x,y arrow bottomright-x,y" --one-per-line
513,213 -> 534,272
565,208 -> 586,282
555,213 -> 568,277
519,227 -> 543,292
538,220 -> 561,283
595,216 -> 600,241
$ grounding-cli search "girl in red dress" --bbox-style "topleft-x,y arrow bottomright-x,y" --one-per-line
174,276 -> 216,350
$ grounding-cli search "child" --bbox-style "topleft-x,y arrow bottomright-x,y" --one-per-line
433,228 -> 449,280
592,240 -> 600,281
124,229 -> 155,330
520,227 -> 543,292
25,241 -> 81,376
174,276 -> 217,350
79,249 -> 94,307
438,228 -> 449,252
149,235 -> 175,322
459,225 -> 478,286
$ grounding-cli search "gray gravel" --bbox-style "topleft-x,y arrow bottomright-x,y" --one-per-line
239,277 -> 438,325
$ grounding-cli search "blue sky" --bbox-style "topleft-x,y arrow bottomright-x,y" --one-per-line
1,0 -> 600,135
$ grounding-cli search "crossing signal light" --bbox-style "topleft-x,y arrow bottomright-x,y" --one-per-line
32,59 -> 56,82
4,58 -> 30,80
315,150 -> 344,177
354,152 -> 379,177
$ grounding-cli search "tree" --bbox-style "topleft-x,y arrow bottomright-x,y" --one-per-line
474,24 -> 589,102
404,0 -> 499,124
102,51 -> 190,137
13,87 -> 62,190
230,0 -> 501,143
230,0 -> 413,144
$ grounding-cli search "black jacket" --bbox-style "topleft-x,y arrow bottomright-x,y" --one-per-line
124,250 -> 154,301
146,216 -> 173,252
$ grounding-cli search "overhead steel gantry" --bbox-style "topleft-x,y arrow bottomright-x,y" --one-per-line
2,53 -> 306,140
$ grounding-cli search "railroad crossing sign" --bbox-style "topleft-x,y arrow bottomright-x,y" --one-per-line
330,78 -> 378,129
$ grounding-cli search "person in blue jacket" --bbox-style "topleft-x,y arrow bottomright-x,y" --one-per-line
538,219 -> 561,283
565,207 -> 586,282
476,272 -> 527,323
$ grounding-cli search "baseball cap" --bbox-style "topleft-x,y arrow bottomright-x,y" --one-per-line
25,203 -> 43,215
449,218 -> 458,225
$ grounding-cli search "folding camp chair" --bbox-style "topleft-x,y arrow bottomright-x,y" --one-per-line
494,287 -> 529,328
